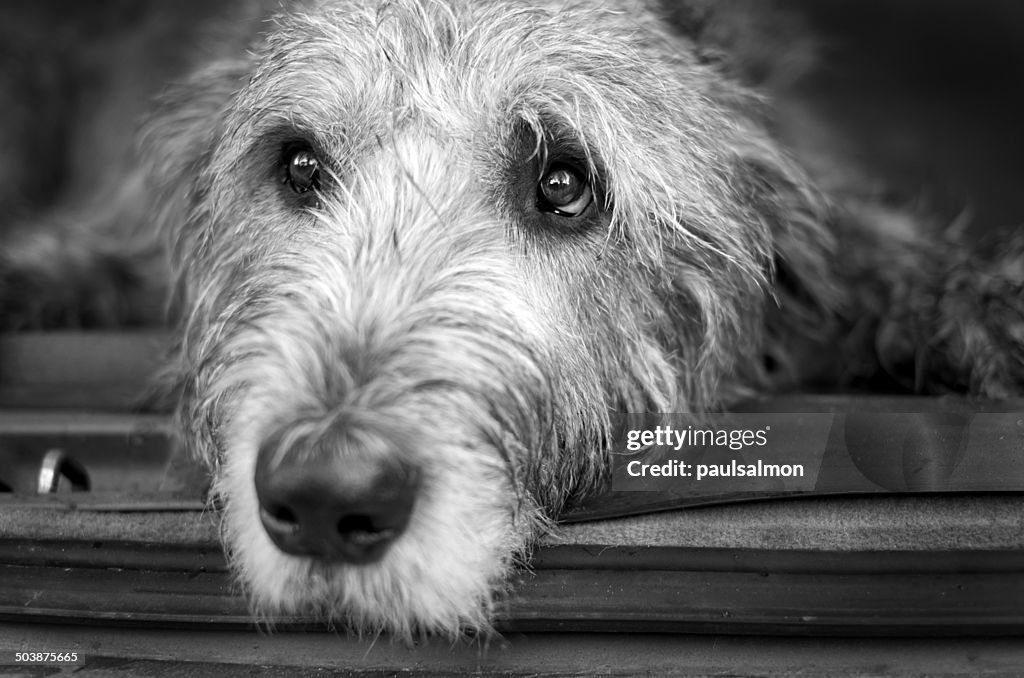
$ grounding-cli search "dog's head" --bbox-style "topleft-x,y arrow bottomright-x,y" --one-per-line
145,0 -> 833,637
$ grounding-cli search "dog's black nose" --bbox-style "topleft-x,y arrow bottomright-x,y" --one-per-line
254,421 -> 419,564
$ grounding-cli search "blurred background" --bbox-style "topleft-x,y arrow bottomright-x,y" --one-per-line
784,0 -> 1024,233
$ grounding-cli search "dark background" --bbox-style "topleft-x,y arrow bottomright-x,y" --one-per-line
788,0 -> 1024,232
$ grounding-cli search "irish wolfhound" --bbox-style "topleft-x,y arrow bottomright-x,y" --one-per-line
1,0 -> 1022,638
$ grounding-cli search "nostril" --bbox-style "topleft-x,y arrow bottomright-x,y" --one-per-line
337,513 -> 373,534
260,503 -> 300,535
337,514 -> 399,545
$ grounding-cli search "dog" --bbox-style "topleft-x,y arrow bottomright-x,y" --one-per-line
1,0 -> 1022,638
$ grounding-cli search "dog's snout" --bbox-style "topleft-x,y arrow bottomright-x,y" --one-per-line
255,422 -> 419,564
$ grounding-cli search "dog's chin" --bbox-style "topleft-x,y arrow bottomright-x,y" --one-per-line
211,430 -> 537,639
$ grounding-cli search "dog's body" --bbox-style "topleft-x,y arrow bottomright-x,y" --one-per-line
2,0 -> 1023,637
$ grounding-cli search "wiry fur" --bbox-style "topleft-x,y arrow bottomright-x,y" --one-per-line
2,0 -> 1023,638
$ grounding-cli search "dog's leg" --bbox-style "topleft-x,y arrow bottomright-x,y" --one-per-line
830,199 -> 1024,396
0,185 -> 166,330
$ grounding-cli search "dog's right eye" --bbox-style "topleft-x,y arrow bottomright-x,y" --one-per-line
537,163 -> 593,217
283,148 -> 321,194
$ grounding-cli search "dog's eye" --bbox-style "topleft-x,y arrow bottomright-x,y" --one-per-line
284,148 -> 321,194
537,163 -> 593,217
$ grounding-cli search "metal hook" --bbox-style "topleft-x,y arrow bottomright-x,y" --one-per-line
37,449 -> 91,493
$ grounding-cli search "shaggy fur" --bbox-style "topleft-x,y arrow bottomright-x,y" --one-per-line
1,0 -> 1022,638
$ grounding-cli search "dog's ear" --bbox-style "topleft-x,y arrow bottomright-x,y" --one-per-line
140,7 -> 272,234
142,59 -> 251,231
137,57 -> 254,427
724,111 -> 847,388
141,57 -> 255,313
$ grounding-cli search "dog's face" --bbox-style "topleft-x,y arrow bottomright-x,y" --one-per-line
149,0 -> 823,636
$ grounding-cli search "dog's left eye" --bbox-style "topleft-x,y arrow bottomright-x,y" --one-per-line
537,163 -> 593,217
283,148 -> 321,194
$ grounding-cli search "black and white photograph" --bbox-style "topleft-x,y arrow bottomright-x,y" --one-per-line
0,1 -> 1022,675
